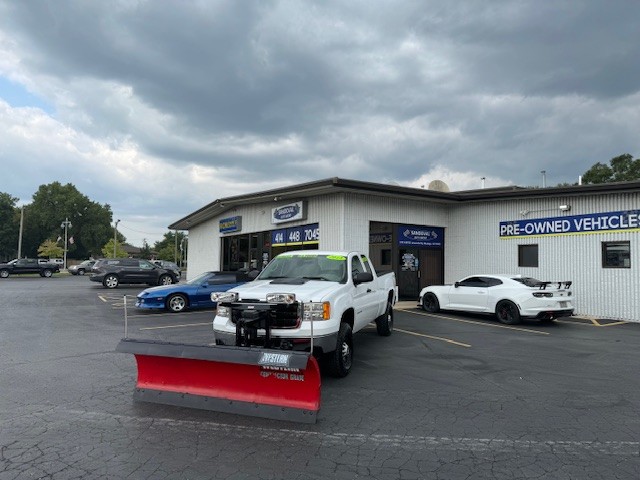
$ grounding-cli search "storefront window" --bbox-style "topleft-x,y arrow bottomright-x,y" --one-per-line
602,241 -> 630,268
518,244 -> 538,267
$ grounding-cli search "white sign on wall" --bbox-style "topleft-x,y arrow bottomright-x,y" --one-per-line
271,201 -> 307,224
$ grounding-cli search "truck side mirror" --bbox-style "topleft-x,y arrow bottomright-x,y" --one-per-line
353,272 -> 374,285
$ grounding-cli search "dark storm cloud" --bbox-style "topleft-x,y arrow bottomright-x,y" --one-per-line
1,0 -> 639,238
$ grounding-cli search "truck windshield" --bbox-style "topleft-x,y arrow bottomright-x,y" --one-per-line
257,254 -> 347,283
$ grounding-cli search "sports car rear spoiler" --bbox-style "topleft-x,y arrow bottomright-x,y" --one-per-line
535,281 -> 572,290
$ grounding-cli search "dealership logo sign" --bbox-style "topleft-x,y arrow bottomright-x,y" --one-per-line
397,225 -> 444,248
272,201 -> 307,224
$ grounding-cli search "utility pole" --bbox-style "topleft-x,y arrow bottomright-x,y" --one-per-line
17,206 -> 24,258
114,219 -> 121,257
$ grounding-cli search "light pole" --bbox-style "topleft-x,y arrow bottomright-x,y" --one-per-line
114,219 -> 120,258
17,206 -> 24,258
60,218 -> 72,270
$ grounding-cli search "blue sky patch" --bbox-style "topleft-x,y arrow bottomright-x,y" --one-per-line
0,76 -> 54,114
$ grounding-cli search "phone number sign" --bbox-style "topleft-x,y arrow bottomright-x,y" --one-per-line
271,223 -> 320,247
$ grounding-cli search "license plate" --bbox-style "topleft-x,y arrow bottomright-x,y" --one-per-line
559,301 -> 568,308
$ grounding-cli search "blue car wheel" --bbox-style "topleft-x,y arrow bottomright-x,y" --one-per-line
166,293 -> 188,313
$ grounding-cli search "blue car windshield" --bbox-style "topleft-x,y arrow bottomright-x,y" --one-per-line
187,272 -> 213,285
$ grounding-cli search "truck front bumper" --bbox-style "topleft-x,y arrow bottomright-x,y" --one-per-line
213,330 -> 339,354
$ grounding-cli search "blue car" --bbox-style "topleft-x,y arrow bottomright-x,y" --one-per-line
135,271 -> 252,313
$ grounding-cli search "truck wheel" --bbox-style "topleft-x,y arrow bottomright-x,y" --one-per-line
375,301 -> 394,336
496,300 -> 520,324
166,294 -> 188,313
0,269 -> 9,278
422,293 -> 440,313
42,269 -> 53,278
326,323 -> 353,378
103,274 -> 119,289
158,275 -> 173,286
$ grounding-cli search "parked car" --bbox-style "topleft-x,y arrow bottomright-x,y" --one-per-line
418,274 -> 574,324
0,258 -> 60,278
68,260 -> 96,276
151,260 -> 182,281
136,271 -> 253,313
90,258 -> 179,289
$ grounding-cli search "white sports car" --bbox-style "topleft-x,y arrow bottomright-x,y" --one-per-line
418,274 -> 574,324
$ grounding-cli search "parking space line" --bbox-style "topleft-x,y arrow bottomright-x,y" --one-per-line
395,328 -> 471,348
139,322 -> 212,331
396,308 -> 550,336
125,310 -> 214,319
98,295 -> 108,303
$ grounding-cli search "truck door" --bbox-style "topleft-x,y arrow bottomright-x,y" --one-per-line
351,255 -> 379,329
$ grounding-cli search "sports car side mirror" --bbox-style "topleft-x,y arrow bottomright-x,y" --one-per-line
454,281 -> 460,288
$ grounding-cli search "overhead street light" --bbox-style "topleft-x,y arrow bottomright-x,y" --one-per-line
60,218 -> 72,270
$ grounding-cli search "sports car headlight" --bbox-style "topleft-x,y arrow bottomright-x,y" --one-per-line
303,302 -> 331,321
211,292 -> 238,303
266,293 -> 296,304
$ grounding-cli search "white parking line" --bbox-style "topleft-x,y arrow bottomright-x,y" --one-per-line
395,328 -> 471,348
396,308 -> 550,335
139,322 -> 212,331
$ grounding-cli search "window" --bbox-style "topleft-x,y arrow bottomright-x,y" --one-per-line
360,255 -> 372,275
381,249 -> 391,266
351,256 -> 364,276
602,241 -> 630,268
208,274 -> 237,285
518,244 -> 539,267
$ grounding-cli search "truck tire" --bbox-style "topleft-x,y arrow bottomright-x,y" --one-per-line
375,300 -> 394,336
0,269 -> 9,278
42,269 -> 53,278
325,322 -> 353,378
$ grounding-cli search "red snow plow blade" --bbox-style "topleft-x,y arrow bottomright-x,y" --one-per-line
116,338 -> 321,423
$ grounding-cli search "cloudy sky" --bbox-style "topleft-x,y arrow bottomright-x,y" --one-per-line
1,1 -> 639,246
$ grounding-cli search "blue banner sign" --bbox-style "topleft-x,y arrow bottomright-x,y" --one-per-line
500,210 -> 640,238
219,216 -> 242,233
272,223 -> 319,246
398,225 -> 444,248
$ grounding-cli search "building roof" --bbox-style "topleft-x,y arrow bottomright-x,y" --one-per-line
168,177 -> 640,230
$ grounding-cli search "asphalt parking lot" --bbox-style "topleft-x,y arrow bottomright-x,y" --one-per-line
2,275 -> 639,480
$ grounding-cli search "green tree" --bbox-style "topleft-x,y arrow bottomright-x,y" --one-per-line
140,239 -> 152,260
582,153 -> 640,184
0,193 -> 19,261
21,182 -> 121,259
154,231 -> 186,262
38,239 -> 64,258
101,238 -> 128,258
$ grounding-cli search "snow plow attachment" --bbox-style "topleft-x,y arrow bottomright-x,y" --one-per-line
116,338 -> 321,423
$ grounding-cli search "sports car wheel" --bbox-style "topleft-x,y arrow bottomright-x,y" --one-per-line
159,275 -> 173,286
496,300 -> 521,324
166,294 -> 188,313
103,274 -> 119,289
422,293 -> 440,313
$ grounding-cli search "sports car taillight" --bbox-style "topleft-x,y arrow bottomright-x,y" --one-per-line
532,292 -> 553,298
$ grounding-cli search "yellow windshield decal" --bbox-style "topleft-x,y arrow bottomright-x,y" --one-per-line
326,255 -> 346,261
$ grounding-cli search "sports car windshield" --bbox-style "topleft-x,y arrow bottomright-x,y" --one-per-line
513,277 -> 543,287
187,272 -> 213,285
257,254 -> 347,283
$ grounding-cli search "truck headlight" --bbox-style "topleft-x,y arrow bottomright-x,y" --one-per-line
303,302 -> 331,321
211,292 -> 238,303
266,293 -> 296,304
217,305 -> 230,318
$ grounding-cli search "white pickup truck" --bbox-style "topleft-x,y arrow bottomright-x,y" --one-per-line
212,250 -> 398,377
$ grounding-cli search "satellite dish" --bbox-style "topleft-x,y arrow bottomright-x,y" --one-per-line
428,180 -> 450,192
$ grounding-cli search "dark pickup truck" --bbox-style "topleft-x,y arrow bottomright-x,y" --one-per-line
0,258 -> 61,278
